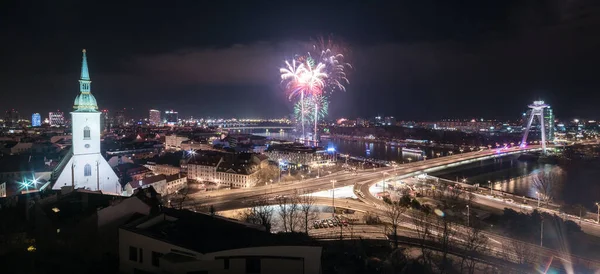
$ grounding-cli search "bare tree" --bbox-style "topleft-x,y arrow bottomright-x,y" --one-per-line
446,185 -> 464,201
287,195 -> 301,232
170,187 -> 190,210
257,165 -> 280,184
531,169 -> 562,207
276,195 -> 301,232
434,215 -> 455,274
299,194 -> 317,234
384,199 -> 408,249
242,198 -> 275,233
459,226 -> 490,274
501,238 -> 538,271
277,196 -> 290,232
411,209 -> 433,266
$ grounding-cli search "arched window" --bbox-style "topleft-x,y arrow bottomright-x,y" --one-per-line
83,126 -> 91,140
84,164 -> 92,177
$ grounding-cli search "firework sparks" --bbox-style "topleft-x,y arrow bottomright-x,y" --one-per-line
310,35 -> 352,93
280,35 -> 352,142
294,95 -> 329,125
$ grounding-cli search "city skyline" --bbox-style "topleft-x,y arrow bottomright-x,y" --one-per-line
2,1 -> 600,120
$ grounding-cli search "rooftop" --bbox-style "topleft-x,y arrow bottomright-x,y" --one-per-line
122,208 -> 276,254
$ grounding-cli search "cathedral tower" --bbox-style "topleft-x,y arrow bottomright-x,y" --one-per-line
52,50 -> 120,194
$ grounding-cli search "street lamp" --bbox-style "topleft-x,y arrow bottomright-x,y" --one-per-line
278,159 -> 283,183
466,205 -> 470,227
536,191 -> 540,207
331,179 -> 337,218
459,148 -> 464,154
596,202 -> 600,223
488,180 -> 492,195
268,179 -> 273,195
407,157 -> 413,163
382,171 -> 389,194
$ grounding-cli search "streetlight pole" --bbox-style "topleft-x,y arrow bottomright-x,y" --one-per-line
488,180 -> 492,195
466,205 -> 470,227
278,159 -> 282,183
595,202 -> 600,223
331,179 -> 336,218
382,172 -> 388,195
540,218 -> 544,247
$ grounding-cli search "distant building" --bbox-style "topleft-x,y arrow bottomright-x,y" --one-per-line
356,117 -> 366,127
164,110 -> 178,125
114,163 -> 153,188
149,109 -> 161,126
0,182 -> 6,197
49,111 -> 65,126
101,109 -> 110,131
426,119 -> 496,133
115,109 -> 126,126
119,209 -> 322,274
4,109 -> 19,127
264,144 -> 332,167
144,162 -> 180,176
545,106 -> 555,140
31,113 -> 41,127
124,173 -> 187,196
165,134 -> 189,150
384,116 -> 396,126
187,152 -> 267,188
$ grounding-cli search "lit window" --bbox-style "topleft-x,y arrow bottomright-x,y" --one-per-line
83,126 -> 91,140
84,164 -> 92,176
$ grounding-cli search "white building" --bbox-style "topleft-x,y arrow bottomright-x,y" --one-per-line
149,109 -> 161,126
124,174 -> 187,196
49,111 -> 65,126
165,135 -> 189,150
51,49 -> 120,195
144,162 -> 180,176
0,182 -> 6,198
119,210 -> 322,274
187,153 -> 266,188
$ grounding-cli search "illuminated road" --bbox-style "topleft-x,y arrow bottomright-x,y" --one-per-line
188,145 -> 543,209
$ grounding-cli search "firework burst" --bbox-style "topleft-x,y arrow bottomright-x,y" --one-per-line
281,36 -> 351,142
294,95 -> 329,125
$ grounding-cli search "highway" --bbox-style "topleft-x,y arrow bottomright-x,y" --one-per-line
188,145 -> 542,209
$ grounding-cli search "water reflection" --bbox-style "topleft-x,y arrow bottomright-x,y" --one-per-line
324,138 -> 449,163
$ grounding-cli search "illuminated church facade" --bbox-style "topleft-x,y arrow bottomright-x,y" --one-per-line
52,50 -> 121,194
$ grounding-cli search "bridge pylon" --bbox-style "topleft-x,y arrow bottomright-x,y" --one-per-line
521,100 -> 549,154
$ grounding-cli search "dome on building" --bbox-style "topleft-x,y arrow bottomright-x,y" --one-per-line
73,92 -> 98,112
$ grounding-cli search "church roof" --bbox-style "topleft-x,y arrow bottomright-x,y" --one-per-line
73,49 -> 98,112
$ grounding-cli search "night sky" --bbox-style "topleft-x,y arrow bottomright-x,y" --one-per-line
2,0 -> 600,121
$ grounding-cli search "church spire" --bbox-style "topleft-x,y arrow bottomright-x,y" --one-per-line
74,49 -> 98,112
81,49 -> 90,80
